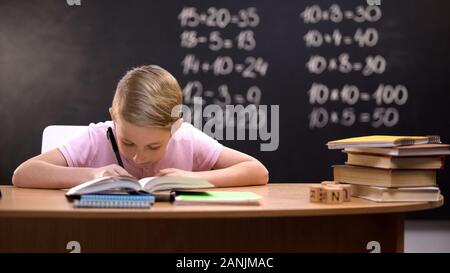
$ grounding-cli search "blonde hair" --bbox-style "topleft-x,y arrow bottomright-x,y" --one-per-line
111,65 -> 182,128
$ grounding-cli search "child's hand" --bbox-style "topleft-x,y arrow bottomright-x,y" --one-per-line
91,164 -> 134,179
157,168 -> 197,178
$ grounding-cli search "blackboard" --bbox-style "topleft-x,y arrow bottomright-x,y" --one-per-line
0,0 -> 449,218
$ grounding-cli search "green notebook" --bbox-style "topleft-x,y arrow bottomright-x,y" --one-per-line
174,191 -> 262,205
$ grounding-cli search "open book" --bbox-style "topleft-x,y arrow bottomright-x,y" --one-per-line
66,176 -> 214,196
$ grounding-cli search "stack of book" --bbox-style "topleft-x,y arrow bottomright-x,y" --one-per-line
327,135 -> 450,202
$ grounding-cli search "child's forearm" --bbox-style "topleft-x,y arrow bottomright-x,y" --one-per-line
12,160 -> 93,189
196,161 -> 269,187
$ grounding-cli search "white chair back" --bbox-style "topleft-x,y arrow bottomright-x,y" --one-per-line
41,125 -> 88,153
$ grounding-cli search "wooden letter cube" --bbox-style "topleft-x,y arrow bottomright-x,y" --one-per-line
322,186 -> 344,204
339,184 -> 352,202
321,181 -> 338,187
310,185 -> 323,202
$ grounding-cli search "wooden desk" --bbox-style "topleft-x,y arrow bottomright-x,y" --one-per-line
0,184 -> 443,253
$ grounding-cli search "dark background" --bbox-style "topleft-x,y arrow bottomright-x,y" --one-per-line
0,0 -> 449,218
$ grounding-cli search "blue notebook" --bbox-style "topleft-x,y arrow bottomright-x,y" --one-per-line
73,193 -> 155,208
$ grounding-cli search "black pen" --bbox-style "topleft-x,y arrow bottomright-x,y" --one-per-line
152,191 -> 208,202
107,127 -> 124,168
153,191 -> 176,202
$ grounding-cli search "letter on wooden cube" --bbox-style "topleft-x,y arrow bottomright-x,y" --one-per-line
310,185 -> 323,202
339,184 -> 352,202
322,186 -> 344,204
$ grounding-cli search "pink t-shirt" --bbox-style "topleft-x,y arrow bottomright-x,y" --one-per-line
58,121 -> 223,178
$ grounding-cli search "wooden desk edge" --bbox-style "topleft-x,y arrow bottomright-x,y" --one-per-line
0,197 -> 443,219
0,185 -> 444,219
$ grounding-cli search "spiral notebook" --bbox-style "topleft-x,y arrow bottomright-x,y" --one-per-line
73,193 -> 155,208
